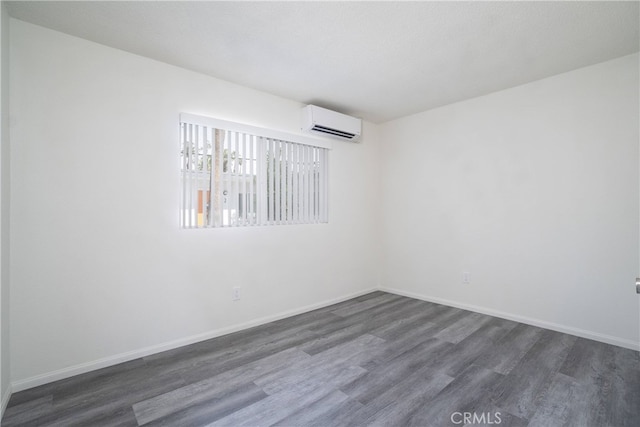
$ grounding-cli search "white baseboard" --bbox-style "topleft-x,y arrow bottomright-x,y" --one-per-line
1,384 -> 11,420
380,286 -> 640,352
11,288 -> 377,393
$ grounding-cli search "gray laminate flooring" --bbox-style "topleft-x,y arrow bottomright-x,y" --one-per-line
3,292 -> 639,426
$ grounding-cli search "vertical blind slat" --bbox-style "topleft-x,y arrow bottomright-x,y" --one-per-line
185,123 -> 191,228
195,124 -> 201,227
296,144 -> 302,224
322,148 -> 328,222
217,129 -> 224,227
316,150 -> 322,222
312,147 -> 318,222
229,131 -> 234,227
287,142 -> 293,223
188,123 -> 195,228
232,131 -> 239,227
314,147 -> 318,222
247,135 -> 253,225
274,140 -> 281,224
181,123 -> 187,228
292,143 -> 298,224
209,129 -> 215,227
305,145 -> 311,223
238,132 -> 243,225
269,138 -> 275,224
304,144 -> 307,223
258,137 -> 267,225
243,133 -> 248,226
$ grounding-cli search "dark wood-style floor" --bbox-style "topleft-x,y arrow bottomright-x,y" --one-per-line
3,291 -> 639,426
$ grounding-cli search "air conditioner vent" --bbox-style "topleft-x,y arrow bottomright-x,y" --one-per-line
309,124 -> 358,140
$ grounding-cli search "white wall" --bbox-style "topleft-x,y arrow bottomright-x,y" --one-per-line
9,19 -> 381,388
380,54 -> 640,350
0,1 -> 10,416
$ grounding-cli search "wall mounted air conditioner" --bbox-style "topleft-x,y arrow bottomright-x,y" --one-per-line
302,105 -> 362,141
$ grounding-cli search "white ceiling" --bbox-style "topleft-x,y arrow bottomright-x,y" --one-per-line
6,1 -> 640,123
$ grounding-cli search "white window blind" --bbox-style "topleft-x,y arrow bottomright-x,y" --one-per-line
180,114 -> 330,228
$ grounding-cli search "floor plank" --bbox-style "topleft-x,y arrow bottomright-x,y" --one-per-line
405,364 -> 505,426
490,329 -> 577,419
133,347 -> 309,425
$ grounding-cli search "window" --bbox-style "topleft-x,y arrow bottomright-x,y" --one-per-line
180,114 -> 330,228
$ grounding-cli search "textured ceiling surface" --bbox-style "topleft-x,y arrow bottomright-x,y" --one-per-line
6,1 -> 640,123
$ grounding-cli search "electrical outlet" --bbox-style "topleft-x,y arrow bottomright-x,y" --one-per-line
232,287 -> 241,301
462,272 -> 470,285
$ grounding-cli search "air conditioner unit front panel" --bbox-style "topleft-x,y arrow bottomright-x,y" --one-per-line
302,105 -> 361,141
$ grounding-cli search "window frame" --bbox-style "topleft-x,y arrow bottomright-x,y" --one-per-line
179,113 -> 331,229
